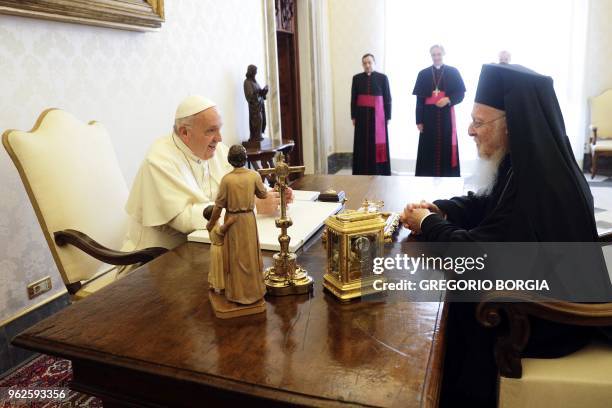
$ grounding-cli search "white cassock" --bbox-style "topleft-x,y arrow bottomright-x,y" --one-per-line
121,133 -> 233,252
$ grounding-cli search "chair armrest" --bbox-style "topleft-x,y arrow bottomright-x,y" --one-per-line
590,125 -> 598,145
54,229 -> 167,266
599,231 -> 612,242
476,292 -> 612,378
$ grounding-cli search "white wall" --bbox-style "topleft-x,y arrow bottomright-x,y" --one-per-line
0,0 -> 267,322
385,0 -> 589,172
326,0 -> 610,164
327,0 -> 385,154
584,0 -> 612,129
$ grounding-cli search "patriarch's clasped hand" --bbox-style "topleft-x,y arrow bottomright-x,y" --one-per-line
399,200 -> 445,235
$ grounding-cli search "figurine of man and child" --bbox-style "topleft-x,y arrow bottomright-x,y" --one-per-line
204,144 -> 268,309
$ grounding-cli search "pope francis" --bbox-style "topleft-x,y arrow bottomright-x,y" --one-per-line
121,95 -> 282,253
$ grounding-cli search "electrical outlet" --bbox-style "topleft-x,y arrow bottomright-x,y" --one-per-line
27,276 -> 52,299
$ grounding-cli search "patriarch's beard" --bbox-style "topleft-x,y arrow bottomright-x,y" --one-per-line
474,148 -> 507,196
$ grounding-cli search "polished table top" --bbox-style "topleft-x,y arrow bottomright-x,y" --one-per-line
13,175 -> 464,407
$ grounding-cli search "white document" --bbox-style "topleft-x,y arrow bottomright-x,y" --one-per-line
188,200 -> 342,252
291,190 -> 320,201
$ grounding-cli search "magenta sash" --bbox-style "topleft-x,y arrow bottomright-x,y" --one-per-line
356,94 -> 387,163
424,91 -> 458,168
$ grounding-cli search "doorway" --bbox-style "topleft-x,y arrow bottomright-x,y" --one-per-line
275,0 -> 303,167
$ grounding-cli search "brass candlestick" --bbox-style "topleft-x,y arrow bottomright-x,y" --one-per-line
258,153 -> 314,296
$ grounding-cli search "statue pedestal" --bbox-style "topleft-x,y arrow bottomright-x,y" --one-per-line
242,138 -> 295,152
208,291 -> 266,319
242,138 -> 265,149
244,138 -> 296,186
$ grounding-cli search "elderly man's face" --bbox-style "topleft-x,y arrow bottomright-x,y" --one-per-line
499,52 -> 511,64
182,107 -> 223,160
430,47 -> 444,66
362,56 -> 375,74
468,103 -> 508,159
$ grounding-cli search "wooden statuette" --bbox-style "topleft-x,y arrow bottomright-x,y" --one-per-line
206,145 -> 268,318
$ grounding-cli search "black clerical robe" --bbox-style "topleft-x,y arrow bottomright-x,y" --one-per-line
351,71 -> 392,175
425,156 -> 598,406
413,65 -> 465,177
424,63 -> 612,407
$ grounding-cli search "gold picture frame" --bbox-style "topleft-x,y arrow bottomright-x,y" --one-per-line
0,0 -> 164,32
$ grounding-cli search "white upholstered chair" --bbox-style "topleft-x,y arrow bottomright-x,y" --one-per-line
478,238 -> 612,408
497,340 -> 612,407
590,89 -> 612,178
2,109 -> 166,300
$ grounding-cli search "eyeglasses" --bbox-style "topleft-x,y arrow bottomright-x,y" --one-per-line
469,115 -> 506,129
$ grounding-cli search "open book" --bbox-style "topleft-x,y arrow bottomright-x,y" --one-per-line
187,190 -> 343,252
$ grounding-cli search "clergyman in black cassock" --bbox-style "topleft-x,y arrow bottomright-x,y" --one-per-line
413,63 -> 465,177
403,63 -> 612,406
351,57 -> 392,175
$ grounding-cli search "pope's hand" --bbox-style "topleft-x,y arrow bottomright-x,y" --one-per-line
285,186 -> 294,204
255,187 -> 293,215
256,192 -> 280,215
417,123 -> 424,132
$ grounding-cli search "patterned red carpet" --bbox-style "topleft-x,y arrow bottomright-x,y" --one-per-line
0,355 -> 101,407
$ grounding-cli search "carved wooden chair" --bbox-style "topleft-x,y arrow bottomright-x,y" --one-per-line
590,89 -> 612,178
477,233 -> 612,407
2,109 -> 166,300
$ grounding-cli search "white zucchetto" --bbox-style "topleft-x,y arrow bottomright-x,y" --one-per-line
175,95 -> 217,119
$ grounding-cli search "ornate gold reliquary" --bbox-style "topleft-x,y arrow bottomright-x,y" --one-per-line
323,208 -> 387,301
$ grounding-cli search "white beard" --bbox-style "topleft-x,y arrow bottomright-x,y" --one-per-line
473,148 -> 507,196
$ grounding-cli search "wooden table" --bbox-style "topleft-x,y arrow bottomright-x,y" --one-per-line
13,175 -> 464,408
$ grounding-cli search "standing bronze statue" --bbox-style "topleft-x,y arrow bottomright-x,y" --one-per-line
244,64 -> 268,143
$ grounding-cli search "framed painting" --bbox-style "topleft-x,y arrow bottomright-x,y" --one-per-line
0,0 -> 164,31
